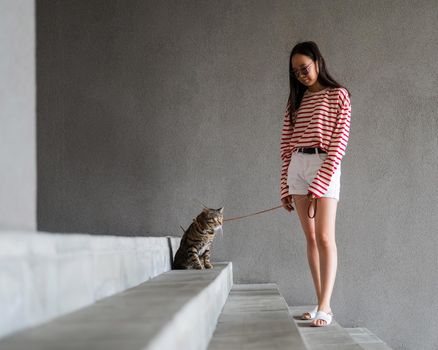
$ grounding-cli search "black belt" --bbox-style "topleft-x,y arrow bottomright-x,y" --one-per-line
296,147 -> 327,154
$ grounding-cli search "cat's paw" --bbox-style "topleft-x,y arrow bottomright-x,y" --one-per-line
204,262 -> 213,269
194,264 -> 204,270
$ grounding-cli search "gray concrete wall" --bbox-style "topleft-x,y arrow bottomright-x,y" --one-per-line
37,1 -> 438,349
0,231 -> 178,339
0,0 -> 36,230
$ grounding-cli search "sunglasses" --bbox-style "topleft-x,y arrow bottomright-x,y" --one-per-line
291,62 -> 313,78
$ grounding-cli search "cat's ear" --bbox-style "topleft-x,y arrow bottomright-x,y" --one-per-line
202,208 -> 210,213
218,207 -> 224,213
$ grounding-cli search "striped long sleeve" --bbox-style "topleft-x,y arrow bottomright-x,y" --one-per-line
279,101 -> 293,200
308,89 -> 351,198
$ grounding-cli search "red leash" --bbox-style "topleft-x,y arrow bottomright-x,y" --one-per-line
223,194 -> 317,222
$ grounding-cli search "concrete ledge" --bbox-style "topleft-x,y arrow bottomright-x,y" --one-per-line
0,261 -> 233,350
0,230 -> 181,339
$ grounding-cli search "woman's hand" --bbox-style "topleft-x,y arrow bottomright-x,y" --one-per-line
307,192 -> 317,201
281,194 -> 295,212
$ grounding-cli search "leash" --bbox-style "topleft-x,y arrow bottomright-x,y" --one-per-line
223,195 -> 317,222
180,195 -> 317,233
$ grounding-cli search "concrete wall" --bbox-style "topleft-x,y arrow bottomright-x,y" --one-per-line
37,1 -> 438,349
0,230 -> 179,338
0,0 -> 36,230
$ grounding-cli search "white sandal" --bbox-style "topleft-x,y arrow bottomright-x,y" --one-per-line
300,305 -> 318,320
310,310 -> 334,326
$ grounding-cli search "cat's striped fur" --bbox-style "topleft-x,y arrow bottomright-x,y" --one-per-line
172,207 -> 224,270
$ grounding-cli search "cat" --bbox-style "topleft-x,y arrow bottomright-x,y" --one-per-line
172,207 -> 224,270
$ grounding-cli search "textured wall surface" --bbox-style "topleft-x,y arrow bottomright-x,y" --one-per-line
37,1 -> 438,348
0,0 -> 36,230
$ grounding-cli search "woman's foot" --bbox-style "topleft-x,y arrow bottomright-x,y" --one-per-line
310,307 -> 333,326
300,305 -> 318,320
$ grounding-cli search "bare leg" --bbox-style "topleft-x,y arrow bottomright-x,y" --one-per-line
292,195 -> 322,314
311,197 -> 338,326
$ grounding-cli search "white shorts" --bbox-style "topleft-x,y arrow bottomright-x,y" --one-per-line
287,149 -> 341,201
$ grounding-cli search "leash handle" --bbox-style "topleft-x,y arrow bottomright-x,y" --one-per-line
307,198 -> 317,219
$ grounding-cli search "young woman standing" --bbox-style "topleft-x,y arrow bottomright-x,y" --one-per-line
280,41 -> 352,327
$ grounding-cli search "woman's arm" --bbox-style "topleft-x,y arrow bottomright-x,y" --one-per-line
280,101 -> 294,200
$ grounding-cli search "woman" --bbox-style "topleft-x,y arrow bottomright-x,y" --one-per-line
280,41 -> 352,327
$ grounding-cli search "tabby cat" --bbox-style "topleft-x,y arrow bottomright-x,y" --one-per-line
172,207 -> 224,270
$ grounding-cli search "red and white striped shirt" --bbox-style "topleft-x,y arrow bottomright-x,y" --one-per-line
280,87 -> 351,200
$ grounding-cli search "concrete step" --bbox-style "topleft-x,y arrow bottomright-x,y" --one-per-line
288,306 -> 393,350
208,284 -> 307,350
0,262 -> 233,350
344,328 -> 393,349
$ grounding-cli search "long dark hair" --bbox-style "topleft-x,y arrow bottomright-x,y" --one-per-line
287,41 -> 351,127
